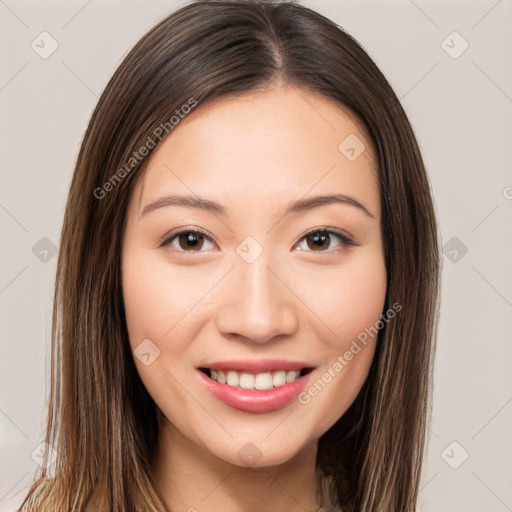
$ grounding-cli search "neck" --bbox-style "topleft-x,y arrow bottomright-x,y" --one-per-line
151,415 -> 320,512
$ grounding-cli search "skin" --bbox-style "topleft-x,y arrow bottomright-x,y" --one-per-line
121,84 -> 387,512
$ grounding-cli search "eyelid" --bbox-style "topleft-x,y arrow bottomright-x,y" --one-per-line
158,226 -> 218,248
297,226 -> 358,247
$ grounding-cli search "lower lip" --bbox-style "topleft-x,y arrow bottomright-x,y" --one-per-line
197,370 -> 312,413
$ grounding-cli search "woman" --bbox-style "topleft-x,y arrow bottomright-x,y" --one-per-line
19,0 -> 441,510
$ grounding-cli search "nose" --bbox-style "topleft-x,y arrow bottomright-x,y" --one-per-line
215,254 -> 299,344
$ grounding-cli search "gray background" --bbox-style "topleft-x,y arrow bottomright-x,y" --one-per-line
1,0 -> 511,510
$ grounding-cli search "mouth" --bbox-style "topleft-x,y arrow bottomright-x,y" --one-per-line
198,367 -> 315,390
196,359 -> 317,413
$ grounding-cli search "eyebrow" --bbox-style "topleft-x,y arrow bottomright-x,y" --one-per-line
140,193 -> 376,219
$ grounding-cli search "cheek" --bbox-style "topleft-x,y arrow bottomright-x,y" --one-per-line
122,252 -> 207,346
295,250 -> 387,348
295,252 -> 387,431
121,249 -> 205,418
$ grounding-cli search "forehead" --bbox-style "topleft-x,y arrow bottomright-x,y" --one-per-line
134,86 -> 379,217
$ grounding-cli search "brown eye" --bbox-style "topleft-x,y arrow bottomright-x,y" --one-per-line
177,231 -> 205,251
305,232 -> 331,251
161,229 -> 216,253
295,229 -> 355,253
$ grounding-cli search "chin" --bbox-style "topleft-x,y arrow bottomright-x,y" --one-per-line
206,434 -> 314,470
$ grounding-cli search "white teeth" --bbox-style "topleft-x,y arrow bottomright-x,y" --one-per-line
239,373 -> 255,389
286,370 -> 300,383
208,369 -> 302,389
254,372 -> 273,390
226,371 -> 239,386
272,370 -> 286,387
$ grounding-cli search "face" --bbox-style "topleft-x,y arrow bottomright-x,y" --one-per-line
121,85 -> 387,468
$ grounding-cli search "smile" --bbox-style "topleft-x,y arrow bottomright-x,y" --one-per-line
200,368 -> 314,390
197,362 -> 316,413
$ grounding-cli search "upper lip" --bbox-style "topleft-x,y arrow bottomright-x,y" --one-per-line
198,359 -> 316,373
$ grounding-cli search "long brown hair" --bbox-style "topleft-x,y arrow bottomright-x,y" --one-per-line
19,1 -> 441,510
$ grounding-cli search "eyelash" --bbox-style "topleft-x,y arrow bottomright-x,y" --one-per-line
159,226 -> 358,254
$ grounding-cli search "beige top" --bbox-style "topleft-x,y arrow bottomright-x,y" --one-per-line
315,466 -> 344,512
